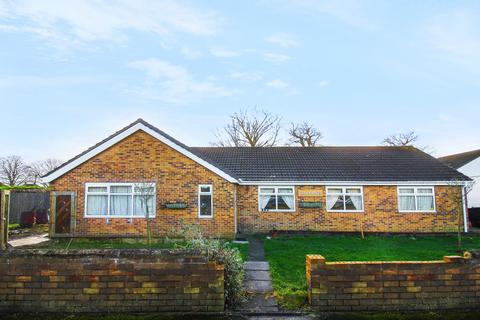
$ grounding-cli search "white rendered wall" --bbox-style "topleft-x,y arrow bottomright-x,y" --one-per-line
458,158 -> 480,208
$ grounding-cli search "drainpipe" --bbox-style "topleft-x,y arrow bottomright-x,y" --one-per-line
462,184 -> 468,233
233,184 -> 238,236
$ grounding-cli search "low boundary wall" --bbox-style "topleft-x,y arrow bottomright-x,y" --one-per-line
0,249 -> 224,313
307,251 -> 480,311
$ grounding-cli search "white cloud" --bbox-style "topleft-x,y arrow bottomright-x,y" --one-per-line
263,52 -> 291,63
261,0 -> 375,29
230,71 -> 262,82
265,33 -> 299,48
0,0 -> 221,49
425,10 -> 480,62
127,58 -> 236,104
180,47 -> 202,59
210,47 -> 241,57
318,80 -> 329,87
0,75 -> 103,88
265,79 -> 289,89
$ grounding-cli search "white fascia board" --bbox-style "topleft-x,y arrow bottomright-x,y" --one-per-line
44,123 -> 238,183
238,181 -> 470,186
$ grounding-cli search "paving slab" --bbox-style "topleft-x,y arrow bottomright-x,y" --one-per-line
238,236 -> 279,313
248,238 -> 266,261
244,261 -> 270,271
246,270 -> 271,281
8,234 -> 49,247
245,280 -> 274,293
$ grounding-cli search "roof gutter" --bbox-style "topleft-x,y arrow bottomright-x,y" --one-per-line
237,180 -> 471,186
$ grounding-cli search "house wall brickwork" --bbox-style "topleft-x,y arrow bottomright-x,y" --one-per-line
50,130 -> 236,238
237,185 -> 464,234
0,249 -> 224,313
49,129 -> 465,237
306,252 -> 480,311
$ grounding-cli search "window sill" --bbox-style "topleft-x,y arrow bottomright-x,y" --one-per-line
260,210 -> 296,213
198,216 -> 213,219
326,210 -> 364,213
398,211 -> 437,213
84,215 -> 156,219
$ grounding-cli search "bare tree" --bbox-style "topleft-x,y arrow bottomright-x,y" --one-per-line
213,109 -> 281,147
288,122 -> 323,147
0,156 -> 30,186
29,159 -> 63,185
382,130 -> 434,154
134,182 -> 156,246
382,131 -> 419,146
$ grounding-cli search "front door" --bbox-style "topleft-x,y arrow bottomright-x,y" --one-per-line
54,193 -> 73,234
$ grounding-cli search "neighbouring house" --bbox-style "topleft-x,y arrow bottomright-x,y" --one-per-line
43,119 -> 471,239
439,149 -> 480,209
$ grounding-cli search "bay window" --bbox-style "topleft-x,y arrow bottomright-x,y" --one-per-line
326,187 -> 363,212
85,183 -> 155,218
259,186 -> 295,212
398,187 -> 435,212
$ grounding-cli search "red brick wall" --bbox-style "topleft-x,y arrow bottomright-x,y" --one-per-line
49,129 -> 465,237
307,252 -> 480,311
0,249 -> 224,313
237,185 -> 464,233
50,130 -> 236,238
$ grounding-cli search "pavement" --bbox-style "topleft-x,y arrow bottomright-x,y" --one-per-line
8,233 -> 49,247
237,237 -> 279,313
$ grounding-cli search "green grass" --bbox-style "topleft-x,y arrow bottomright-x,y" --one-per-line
229,242 -> 249,261
36,238 -> 176,250
0,185 -> 45,191
33,238 -> 249,261
263,234 -> 480,310
8,223 -> 20,230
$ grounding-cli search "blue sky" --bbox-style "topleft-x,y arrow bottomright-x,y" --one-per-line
1,0 -> 479,163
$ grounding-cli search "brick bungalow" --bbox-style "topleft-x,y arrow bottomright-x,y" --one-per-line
43,119 -> 472,238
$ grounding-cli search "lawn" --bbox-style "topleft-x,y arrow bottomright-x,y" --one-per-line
263,234 -> 480,310
33,238 -> 249,260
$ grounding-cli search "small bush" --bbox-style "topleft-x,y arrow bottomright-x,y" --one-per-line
172,222 -> 245,308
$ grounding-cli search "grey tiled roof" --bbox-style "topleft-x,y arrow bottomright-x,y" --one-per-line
44,119 -> 471,183
190,146 -> 471,182
438,149 -> 480,169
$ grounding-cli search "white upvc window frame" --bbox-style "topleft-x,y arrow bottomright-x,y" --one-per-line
326,186 -> 364,213
397,186 -> 436,213
84,182 -> 156,218
198,184 -> 213,219
258,186 -> 296,212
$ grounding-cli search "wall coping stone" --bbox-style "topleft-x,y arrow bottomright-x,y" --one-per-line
0,248 -> 210,261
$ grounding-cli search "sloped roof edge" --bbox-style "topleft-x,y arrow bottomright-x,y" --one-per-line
43,119 -> 239,183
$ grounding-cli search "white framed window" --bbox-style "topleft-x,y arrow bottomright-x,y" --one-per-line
398,186 -> 435,212
326,186 -> 364,212
198,184 -> 213,218
84,183 -> 156,218
258,186 -> 295,212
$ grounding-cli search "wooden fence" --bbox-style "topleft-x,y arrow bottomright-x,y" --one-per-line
8,190 -> 49,224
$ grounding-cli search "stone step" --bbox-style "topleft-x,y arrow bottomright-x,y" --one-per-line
245,261 -> 270,271
245,280 -> 274,293
246,270 -> 271,281
236,293 -> 278,312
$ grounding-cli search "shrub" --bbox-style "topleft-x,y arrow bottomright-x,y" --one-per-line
172,222 -> 245,308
